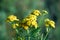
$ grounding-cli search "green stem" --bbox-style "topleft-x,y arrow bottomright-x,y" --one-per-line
28,36 -> 30,40
27,30 -> 30,40
20,38 -> 22,40
41,34 -> 43,40
44,28 -> 51,40
15,29 -> 18,33
27,30 -> 29,34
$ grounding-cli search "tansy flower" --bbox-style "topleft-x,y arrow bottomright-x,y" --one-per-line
15,23 -> 19,26
22,14 -> 36,24
32,21 -> 38,29
49,20 -> 55,28
21,10 -> 40,30
26,20 -> 31,26
12,23 -> 19,29
32,10 -> 41,16
27,14 -> 37,21
21,14 -> 38,29
45,18 -> 55,28
22,15 -> 37,25
7,15 -> 19,22
21,19 -> 31,30
24,26 -> 28,30
21,24 -> 28,30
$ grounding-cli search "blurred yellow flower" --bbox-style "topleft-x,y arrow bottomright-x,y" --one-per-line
21,14 -> 38,29
32,10 -> 41,16
24,26 -> 28,30
26,20 -> 31,26
7,15 -> 19,22
32,21 -> 38,29
21,10 -> 40,29
27,14 -> 37,21
22,15 -> 36,24
45,18 -> 55,28
15,23 -> 19,26
12,23 -> 19,29
21,24 -> 28,30
49,20 -> 55,28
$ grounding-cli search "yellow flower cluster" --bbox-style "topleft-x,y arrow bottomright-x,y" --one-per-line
45,18 -> 55,28
7,15 -> 19,22
6,15 -> 20,29
21,10 -> 40,30
6,10 -> 41,30
22,15 -> 38,30
12,23 -> 19,29
32,10 -> 41,16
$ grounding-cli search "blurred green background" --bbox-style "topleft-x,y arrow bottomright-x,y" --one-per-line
0,0 -> 60,40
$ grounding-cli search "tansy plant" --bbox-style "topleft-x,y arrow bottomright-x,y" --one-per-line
6,10 -> 55,40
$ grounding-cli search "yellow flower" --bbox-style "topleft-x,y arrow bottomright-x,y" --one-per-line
27,14 -> 37,21
32,21 -> 38,29
22,14 -> 37,25
26,20 -> 31,26
32,10 -> 41,16
21,24 -> 28,30
12,24 -> 16,29
24,26 -> 28,30
12,23 -> 19,29
45,19 -> 50,27
49,20 -> 55,28
15,23 -> 19,26
45,19 -> 55,28
7,15 -> 19,22
22,15 -> 36,23
22,13 -> 38,29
